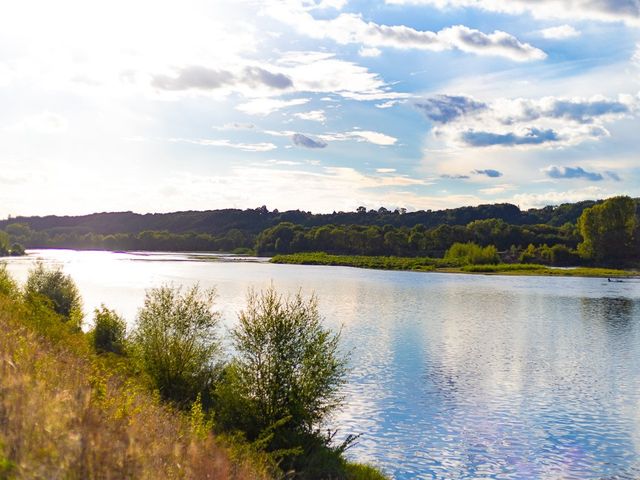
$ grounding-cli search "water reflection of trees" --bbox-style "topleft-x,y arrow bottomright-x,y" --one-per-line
580,297 -> 637,336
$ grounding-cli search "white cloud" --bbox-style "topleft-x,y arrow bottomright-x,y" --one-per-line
311,0 -> 349,9
236,97 -> 310,116
376,168 -> 397,173
417,93 -> 636,149
213,122 -> 256,131
293,109 -> 327,122
537,24 -> 580,39
264,3 -> 546,61
376,100 -> 405,109
278,51 -> 410,101
359,47 -> 382,57
633,43 -> 640,66
511,186 -> 611,208
479,184 -> 515,195
169,137 -> 277,152
319,130 -> 398,145
150,65 -> 293,93
385,0 -> 640,26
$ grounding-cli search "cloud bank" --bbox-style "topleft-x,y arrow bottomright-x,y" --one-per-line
152,66 -> 293,92
417,93 -> 636,149
265,3 -> 547,61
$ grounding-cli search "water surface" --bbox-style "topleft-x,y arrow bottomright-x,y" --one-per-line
5,250 -> 640,480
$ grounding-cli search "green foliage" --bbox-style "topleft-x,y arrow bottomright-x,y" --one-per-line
132,284 -> 222,406
444,242 -> 499,265
344,462 -> 389,480
91,305 -> 127,355
272,252 -> 440,271
0,264 -> 18,298
9,243 -> 25,256
215,286 -> 348,475
190,394 -> 214,440
24,263 -> 83,329
230,287 -> 347,435
0,231 -> 9,257
578,195 -> 638,264
549,244 -> 579,266
0,453 -> 16,479
461,263 -> 546,273
461,263 -> 630,277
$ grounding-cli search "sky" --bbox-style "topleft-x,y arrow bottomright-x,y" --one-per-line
1,0 -> 640,217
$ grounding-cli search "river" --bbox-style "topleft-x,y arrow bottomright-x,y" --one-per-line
4,249 -> 640,480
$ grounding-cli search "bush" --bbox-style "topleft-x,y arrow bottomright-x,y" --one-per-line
216,286 -> 348,476
132,284 -> 222,406
10,243 -> 25,256
0,231 -> 9,257
91,305 -> 127,355
445,242 -> 499,265
24,263 -> 83,329
0,264 -> 18,298
550,244 -> 580,266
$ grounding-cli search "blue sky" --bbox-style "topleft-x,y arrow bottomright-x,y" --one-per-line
1,0 -> 639,217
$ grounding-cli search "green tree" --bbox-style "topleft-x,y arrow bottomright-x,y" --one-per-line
132,284 -> 222,406
0,263 -> 18,298
24,263 -> 83,328
226,286 -> 347,440
0,231 -> 9,257
577,196 -> 637,264
92,305 -> 127,355
10,243 -> 25,256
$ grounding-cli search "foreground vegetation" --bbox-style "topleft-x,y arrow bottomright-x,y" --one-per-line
0,264 -> 385,479
271,252 -> 634,278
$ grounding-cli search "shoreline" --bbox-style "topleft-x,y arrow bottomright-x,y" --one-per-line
270,253 -> 638,279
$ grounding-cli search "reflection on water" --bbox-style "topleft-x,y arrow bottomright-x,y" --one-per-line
4,250 -> 640,479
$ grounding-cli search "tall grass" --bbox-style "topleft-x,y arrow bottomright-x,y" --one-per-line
271,252 -> 448,271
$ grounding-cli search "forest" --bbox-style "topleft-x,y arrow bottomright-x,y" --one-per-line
2,197 -> 639,267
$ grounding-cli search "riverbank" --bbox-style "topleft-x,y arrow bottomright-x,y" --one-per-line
270,253 -> 636,278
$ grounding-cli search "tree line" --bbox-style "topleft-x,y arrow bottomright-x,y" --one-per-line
2,196 -> 639,267
0,200 -> 606,238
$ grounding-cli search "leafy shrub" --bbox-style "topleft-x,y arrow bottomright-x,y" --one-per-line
24,262 -> 83,329
0,264 -> 18,298
518,243 -> 580,266
0,231 -> 9,257
132,284 -> 222,406
445,242 -> 499,265
216,286 -> 348,475
232,286 -> 346,435
10,243 -> 25,256
91,305 -> 127,355
550,244 -> 580,266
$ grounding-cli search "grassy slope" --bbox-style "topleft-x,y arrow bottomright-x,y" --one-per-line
271,253 -> 635,278
0,295 -> 271,480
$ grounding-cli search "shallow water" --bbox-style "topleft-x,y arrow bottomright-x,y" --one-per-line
5,249 -> 640,479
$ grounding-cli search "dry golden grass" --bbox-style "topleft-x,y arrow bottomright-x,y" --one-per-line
0,297 -> 271,480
